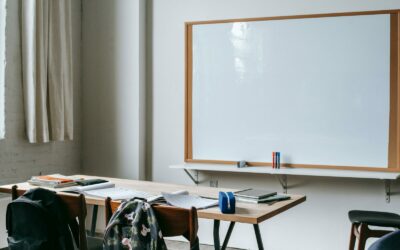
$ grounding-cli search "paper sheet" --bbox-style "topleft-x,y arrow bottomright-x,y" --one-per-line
147,190 -> 187,203
162,192 -> 218,209
63,182 -> 115,192
83,187 -> 151,200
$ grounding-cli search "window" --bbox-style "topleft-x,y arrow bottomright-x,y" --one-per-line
0,0 -> 5,139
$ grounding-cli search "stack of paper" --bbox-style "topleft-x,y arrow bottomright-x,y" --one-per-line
83,187 -> 151,200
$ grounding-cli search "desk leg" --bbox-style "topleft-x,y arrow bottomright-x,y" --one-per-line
253,224 -> 264,250
90,205 -> 98,236
213,220 -> 220,250
221,222 -> 235,250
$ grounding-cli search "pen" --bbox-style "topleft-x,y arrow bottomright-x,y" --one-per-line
234,188 -> 252,194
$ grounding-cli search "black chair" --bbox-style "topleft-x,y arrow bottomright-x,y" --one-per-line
368,230 -> 400,250
348,210 -> 400,250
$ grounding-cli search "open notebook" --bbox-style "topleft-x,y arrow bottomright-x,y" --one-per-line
162,191 -> 218,209
80,187 -> 218,209
84,187 -> 153,200
81,187 -> 188,204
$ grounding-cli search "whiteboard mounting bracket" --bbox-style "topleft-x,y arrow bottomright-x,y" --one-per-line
385,180 -> 391,203
275,175 -> 288,194
184,169 -> 199,185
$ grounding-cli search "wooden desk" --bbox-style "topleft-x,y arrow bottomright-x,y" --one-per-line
0,175 -> 306,250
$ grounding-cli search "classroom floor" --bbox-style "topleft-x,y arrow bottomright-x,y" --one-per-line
88,236 -> 243,249
165,240 -> 243,250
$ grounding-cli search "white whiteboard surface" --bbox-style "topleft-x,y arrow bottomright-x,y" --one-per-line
191,14 -> 391,168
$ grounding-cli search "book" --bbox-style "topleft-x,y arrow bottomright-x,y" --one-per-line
75,179 -> 109,186
28,174 -> 83,188
234,189 -> 277,200
236,194 -> 290,204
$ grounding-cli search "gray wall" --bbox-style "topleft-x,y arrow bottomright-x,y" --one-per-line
0,0 -> 82,247
81,0 -> 146,180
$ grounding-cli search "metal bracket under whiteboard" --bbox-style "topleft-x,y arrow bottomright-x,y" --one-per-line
182,168 -> 288,193
385,180 -> 391,203
184,169 -> 199,185
275,175 -> 288,194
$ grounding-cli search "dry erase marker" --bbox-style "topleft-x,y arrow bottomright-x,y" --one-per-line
277,152 -> 280,169
276,152 -> 279,169
279,152 -> 281,169
272,152 -> 275,169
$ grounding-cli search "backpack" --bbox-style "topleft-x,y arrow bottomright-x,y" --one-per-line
103,199 -> 167,250
6,188 -> 78,250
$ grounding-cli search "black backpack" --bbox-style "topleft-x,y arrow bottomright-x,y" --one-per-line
6,188 -> 78,250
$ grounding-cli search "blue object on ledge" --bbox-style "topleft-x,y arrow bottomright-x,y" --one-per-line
219,191 -> 236,214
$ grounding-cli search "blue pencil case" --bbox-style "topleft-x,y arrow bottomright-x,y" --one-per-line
219,191 -> 235,214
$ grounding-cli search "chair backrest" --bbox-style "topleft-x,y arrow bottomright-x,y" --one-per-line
11,185 -> 88,250
105,198 -> 199,247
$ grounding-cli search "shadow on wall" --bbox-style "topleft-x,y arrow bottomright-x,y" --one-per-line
145,0 -> 153,181
82,0 -> 119,178
82,0 -> 147,180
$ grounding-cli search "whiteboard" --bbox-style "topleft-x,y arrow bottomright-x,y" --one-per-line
191,14 -> 391,168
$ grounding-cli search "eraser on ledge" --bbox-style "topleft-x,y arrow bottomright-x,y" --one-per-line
237,161 -> 247,168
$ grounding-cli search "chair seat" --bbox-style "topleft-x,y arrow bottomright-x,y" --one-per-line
349,210 -> 400,228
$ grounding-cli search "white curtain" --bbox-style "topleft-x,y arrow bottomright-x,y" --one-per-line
21,0 -> 73,143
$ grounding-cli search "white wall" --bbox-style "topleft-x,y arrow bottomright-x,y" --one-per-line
149,0 -> 400,250
0,0 -> 82,247
80,0 -> 400,249
82,0 -> 146,180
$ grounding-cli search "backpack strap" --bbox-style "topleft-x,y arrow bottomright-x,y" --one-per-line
68,219 -> 80,248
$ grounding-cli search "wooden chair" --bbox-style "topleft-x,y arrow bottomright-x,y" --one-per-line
348,210 -> 400,250
11,185 -> 88,250
105,198 -> 199,249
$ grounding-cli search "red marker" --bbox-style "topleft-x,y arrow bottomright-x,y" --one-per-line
272,152 -> 275,169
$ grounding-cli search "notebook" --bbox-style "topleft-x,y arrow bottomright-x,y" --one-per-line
236,194 -> 290,203
234,189 -> 277,199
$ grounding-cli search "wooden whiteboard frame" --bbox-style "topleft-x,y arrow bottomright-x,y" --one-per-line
184,9 -> 400,172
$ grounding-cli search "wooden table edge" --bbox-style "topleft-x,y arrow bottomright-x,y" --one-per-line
198,195 -> 306,224
0,183 -> 307,224
257,195 -> 307,224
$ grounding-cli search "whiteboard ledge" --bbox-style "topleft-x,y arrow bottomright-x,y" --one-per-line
170,164 -> 400,180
